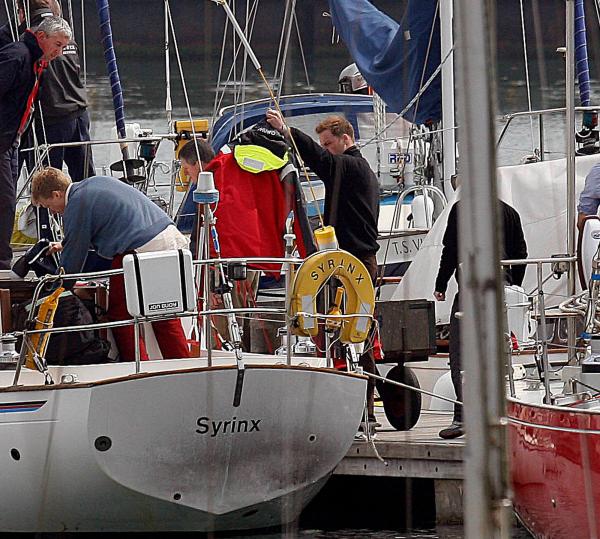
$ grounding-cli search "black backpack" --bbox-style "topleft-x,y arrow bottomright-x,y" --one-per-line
13,292 -> 112,366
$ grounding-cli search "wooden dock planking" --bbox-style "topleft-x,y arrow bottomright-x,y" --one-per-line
334,408 -> 465,524
335,410 -> 464,480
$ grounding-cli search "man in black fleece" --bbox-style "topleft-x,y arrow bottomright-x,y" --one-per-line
0,15 -> 71,269
434,197 -> 528,439
267,109 -> 380,431
0,0 -> 94,181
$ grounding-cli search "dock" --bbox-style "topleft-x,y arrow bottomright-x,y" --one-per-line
335,408 -> 465,524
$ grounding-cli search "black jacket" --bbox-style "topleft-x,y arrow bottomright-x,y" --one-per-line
435,200 -> 528,294
0,19 -> 16,46
0,11 -> 88,125
291,127 -> 380,257
0,30 -> 43,152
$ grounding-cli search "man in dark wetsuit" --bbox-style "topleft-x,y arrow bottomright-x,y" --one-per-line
0,15 -> 71,269
267,109 -> 380,431
434,195 -> 528,439
0,0 -> 94,181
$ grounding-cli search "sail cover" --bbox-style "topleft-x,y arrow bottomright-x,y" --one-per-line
328,0 -> 441,125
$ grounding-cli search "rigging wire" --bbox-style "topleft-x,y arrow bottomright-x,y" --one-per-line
210,1 -> 260,140
519,0 -> 536,154
273,0 -> 290,89
530,0 -> 548,113
293,10 -> 311,91
210,4 -> 231,131
165,1 -> 202,167
377,0 -> 442,277
164,0 -> 172,127
80,0 -> 87,88
213,0 -> 325,227
359,47 -> 454,151
66,0 -> 73,31
3,0 -> 17,41
276,0 -> 297,101
235,0 -> 251,128
231,0 -> 238,137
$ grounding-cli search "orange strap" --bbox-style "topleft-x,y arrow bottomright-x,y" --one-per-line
17,58 -> 48,136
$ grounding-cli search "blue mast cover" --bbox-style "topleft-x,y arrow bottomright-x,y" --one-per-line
96,0 -> 127,138
575,0 -> 591,107
328,0 -> 441,125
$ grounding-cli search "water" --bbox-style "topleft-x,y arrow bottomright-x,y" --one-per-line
82,51 -> 600,174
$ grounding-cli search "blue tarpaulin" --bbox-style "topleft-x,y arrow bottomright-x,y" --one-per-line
328,0 -> 441,125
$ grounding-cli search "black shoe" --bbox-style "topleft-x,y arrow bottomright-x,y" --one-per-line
367,417 -> 382,428
439,421 -> 464,439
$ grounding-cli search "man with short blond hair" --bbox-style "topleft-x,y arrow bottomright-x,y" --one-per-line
315,115 -> 355,139
0,15 -> 71,269
30,163 -> 70,200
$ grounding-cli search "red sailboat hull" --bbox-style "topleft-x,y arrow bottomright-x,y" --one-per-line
508,399 -> 600,539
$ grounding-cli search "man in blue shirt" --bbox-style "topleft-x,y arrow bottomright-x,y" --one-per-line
578,162 -> 600,229
31,167 -> 190,361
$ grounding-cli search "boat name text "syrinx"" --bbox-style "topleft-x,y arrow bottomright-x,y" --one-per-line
310,258 -> 366,284
196,416 -> 262,437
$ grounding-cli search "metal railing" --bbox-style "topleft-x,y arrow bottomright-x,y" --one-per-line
497,105 -> 600,160
9,255 -> 302,387
501,255 -> 577,403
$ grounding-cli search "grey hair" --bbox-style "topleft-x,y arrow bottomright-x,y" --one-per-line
35,15 -> 72,40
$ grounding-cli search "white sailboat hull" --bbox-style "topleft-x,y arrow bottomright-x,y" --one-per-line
0,363 -> 366,532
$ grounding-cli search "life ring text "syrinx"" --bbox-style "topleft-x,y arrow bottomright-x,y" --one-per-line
290,249 -> 375,343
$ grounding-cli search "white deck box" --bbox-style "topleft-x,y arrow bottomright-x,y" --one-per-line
123,249 -> 196,317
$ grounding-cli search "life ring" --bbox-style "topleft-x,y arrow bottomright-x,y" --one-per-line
289,249 -> 375,343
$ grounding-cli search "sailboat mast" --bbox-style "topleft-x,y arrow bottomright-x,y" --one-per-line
566,0 -> 577,361
440,0 -> 456,190
454,0 -> 510,536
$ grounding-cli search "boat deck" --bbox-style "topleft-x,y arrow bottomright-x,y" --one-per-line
335,408 -> 465,523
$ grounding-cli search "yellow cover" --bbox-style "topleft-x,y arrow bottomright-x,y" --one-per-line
233,144 -> 288,173
25,287 -> 65,370
174,119 -> 210,192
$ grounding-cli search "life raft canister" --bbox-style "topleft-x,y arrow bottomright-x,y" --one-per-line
290,249 -> 375,344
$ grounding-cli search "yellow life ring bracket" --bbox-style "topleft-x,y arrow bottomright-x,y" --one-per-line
290,249 -> 375,343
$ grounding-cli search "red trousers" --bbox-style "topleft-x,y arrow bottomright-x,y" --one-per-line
107,254 -> 190,361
